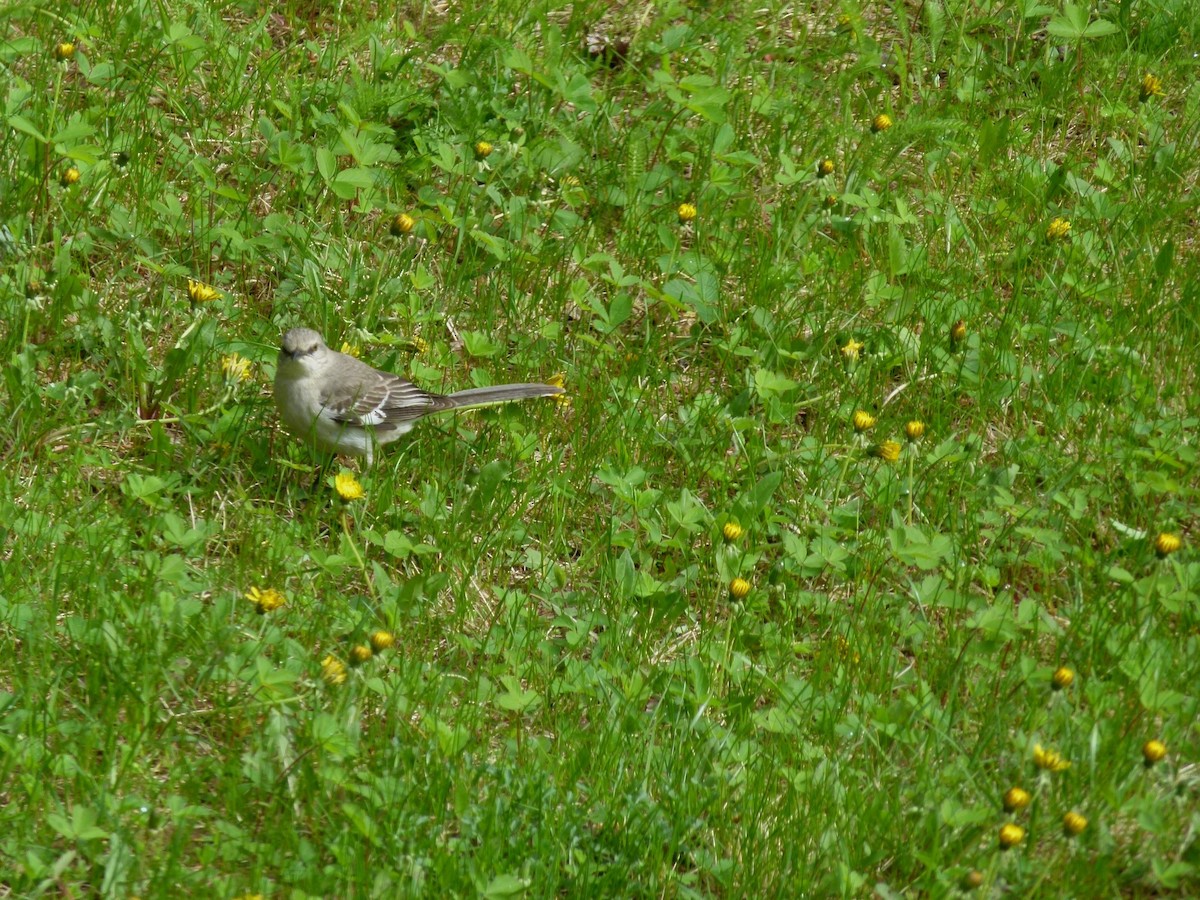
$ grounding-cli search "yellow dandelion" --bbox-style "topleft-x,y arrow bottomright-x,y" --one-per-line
60,167 -> 81,186
1002,787 -> 1031,813
905,420 -> 925,441
962,870 -> 984,890
1139,73 -> 1164,102
54,42 -> 76,61
852,409 -> 876,432
729,577 -> 751,600
1062,811 -> 1087,837
474,140 -> 494,158
823,193 -> 838,209
677,202 -> 697,223
874,440 -> 902,463
390,212 -> 416,236
334,472 -> 364,501
349,644 -> 373,665
187,278 -> 221,303
246,586 -> 286,614
1051,666 -> 1075,690
221,353 -> 252,383
339,341 -> 360,358
546,372 -> 570,406
841,338 -> 865,360
1142,739 -> 1167,766
1033,743 -> 1071,773
320,655 -> 347,685
871,113 -> 893,133
950,319 -> 968,345
369,630 -> 395,652
998,823 -> 1025,850
1046,217 -> 1071,241
1154,532 -> 1181,558
817,158 -> 835,177
402,336 -> 429,354
722,521 -> 745,541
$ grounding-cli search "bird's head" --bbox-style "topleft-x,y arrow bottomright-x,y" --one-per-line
277,327 -> 328,376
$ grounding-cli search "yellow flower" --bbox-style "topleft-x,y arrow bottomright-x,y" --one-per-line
1033,743 -> 1071,772
334,472 -> 364,501
1139,73 -> 1164,102
320,655 -> 347,685
349,644 -> 373,665
474,140 -> 494,158
221,353 -> 252,382
1142,739 -> 1167,766
60,167 -> 81,186
1062,811 -> 1087,837
840,338 -> 864,360
871,113 -> 893,133
1154,532 -> 1181,558
722,521 -> 745,541
852,410 -> 876,432
369,630 -> 395,652
823,193 -> 838,209
546,372 -> 570,406
1002,787 -> 1031,813
998,823 -> 1025,850
950,319 -> 968,345
339,341 -> 360,357
54,42 -> 76,61
874,440 -> 902,463
905,420 -> 925,441
187,278 -> 221,303
1046,217 -> 1071,241
402,336 -> 429,354
962,870 -> 984,890
729,577 -> 751,600
246,586 -> 286,614
677,202 -> 697,222
1051,666 -> 1074,690
390,212 -> 416,236
817,158 -> 835,177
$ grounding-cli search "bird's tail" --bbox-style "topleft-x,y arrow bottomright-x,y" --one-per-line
444,383 -> 564,412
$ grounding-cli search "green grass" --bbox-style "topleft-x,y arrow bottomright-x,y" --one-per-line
2,0 -> 1198,896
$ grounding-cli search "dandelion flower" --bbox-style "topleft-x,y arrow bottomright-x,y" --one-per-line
1002,787 -> 1031,813
852,410 -> 876,432
187,278 -> 221,303
677,202 -> 697,223
874,440 -> 902,463
403,336 -> 429,354
722,521 -> 745,541
222,353 -> 252,383
729,577 -> 751,600
1139,73 -> 1164,102
1062,811 -> 1087,837
1154,532 -> 1181,558
817,158 -> 835,177
334,472 -> 364,501
546,372 -> 570,406
474,140 -> 494,158
60,167 -> 81,187
841,338 -> 864,360
246,586 -> 286,614
339,341 -> 360,358
962,870 -> 984,890
349,644 -> 373,665
905,420 -> 925,441
1033,743 -> 1071,773
54,42 -> 76,61
1046,217 -> 1071,241
823,194 -> 839,209
390,212 -> 416,236
871,113 -> 893,133
950,319 -> 968,345
369,630 -> 395,652
1142,739 -> 1167,766
1051,666 -> 1074,690
998,823 -> 1025,850
320,655 -> 347,685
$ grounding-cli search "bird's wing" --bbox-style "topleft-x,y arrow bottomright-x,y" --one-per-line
321,370 -> 453,428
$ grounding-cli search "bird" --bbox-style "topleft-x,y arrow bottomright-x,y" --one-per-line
273,326 -> 564,464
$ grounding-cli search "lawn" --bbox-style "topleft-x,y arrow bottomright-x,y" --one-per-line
2,0 -> 1198,896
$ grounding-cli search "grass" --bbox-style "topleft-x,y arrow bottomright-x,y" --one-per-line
2,0 -> 1198,896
